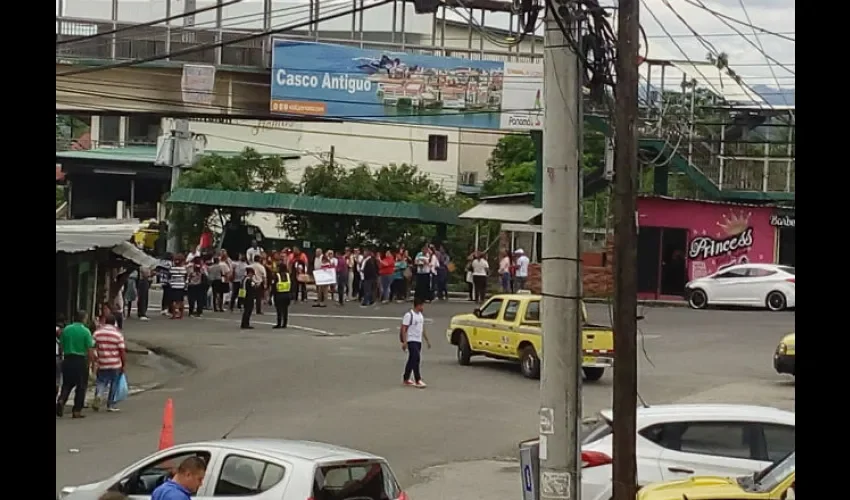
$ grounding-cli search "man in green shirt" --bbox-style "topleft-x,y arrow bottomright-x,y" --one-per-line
56,310 -> 95,418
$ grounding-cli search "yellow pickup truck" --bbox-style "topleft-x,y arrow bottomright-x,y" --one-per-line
445,293 -> 614,381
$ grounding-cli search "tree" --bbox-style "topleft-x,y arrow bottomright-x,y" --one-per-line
282,162 -> 457,250
56,185 -> 65,209
171,148 -> 295,247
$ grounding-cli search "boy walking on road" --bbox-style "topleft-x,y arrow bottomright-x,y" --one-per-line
400,297 -> 430,388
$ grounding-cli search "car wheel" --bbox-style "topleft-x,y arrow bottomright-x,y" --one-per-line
457,333 -> 473,366
688,288 -> 708,309
583,367 -> 605,381
766,291 -> 787,311
520,346 -> 540,379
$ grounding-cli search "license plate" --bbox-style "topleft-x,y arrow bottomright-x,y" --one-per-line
583,356 -> 612,365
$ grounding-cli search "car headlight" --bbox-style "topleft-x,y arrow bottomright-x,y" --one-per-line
777,343 -> 787,355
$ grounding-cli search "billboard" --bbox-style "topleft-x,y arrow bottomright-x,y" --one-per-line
270,40 -> 543,130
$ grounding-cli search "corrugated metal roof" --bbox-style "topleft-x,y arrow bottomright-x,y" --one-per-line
56,146 -> 301,164
459,203 -> 542,222
167,188 -> 460,226
56,219 -> 143,253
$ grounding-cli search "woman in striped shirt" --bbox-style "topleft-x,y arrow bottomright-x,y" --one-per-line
168,254 -> 188,319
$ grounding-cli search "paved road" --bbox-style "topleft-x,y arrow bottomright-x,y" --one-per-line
56,301 -> 794,494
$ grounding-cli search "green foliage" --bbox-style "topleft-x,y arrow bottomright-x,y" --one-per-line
282,162 -> 453,250
171,148 -> 295,247
55,115 -> 90,151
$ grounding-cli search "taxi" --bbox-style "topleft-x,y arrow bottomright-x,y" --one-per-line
445,293 -> 614,381
637,451 -> 795,500
773,333 -> 795,376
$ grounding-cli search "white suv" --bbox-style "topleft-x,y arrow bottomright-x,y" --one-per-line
581,404 -> 795,500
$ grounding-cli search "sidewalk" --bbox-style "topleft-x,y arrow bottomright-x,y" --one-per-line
62,339 -> 192,408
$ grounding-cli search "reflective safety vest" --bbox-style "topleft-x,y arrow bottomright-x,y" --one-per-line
275,272 -> 291,293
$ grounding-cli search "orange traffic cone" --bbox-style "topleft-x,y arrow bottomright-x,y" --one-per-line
158,398 -> 175,450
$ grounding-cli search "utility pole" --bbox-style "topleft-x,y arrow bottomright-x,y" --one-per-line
329,145 -> 335,168
611,0 -> 640,495
539,3 -> 582,500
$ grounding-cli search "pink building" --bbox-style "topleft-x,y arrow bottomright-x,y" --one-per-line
635,196 -> 793,300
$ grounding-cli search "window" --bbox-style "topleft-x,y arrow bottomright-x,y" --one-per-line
478,299 -> 503,319
714,268 -> 749,279
762,424 -> 795,462
524,301 -> 540,322
122,451 -> 211,495
99,115 -> 121,146
214,455 -> 286,496
676,422 -> 754,460
313,462 -> 401,500
428,134 -> 448,161
503,300 -> 520,321
779,266 -> 795,275
582,416 -> 613,445
747,268 -> 777,277
127,115 -> 161,145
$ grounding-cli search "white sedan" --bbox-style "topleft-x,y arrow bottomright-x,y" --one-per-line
580,404 -> 795,500
60,439 -> 407,500
684,263 -> 795,311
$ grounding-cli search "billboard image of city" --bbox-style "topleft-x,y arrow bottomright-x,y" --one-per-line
270,40 -> 543,130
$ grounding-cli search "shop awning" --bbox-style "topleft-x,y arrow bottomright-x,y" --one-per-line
112,241 -> 159,269
56,219 -> 143,254
459,203 -> 542,223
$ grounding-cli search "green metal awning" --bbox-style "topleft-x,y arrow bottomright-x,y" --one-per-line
167,188 -> 460,226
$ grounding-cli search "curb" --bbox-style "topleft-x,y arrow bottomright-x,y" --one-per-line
62,343 -> 196,408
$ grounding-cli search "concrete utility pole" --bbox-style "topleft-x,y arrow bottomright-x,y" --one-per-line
611,0 -> 640,495
539,4 -> 583,500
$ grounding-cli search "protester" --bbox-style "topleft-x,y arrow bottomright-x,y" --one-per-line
151,456 -> 207,500
246,240 -> 263,264
137,266 -> 152,321
413,246 -> 433,302
352,248 -> 364,300
56,314 -> 66,399
230,253 -> 247,312
435,246 -> 450,301
167,254 -> 188,319
392,252 -> 408,302
378,250 -> 395,304
271,264 -> 292,328
360,249 -> 378,306
207,255 -> 224,312
186,256 -> 207,317
124,270 -> 138,319
291,247 -> 309,302
465,253 -> 475,301
335,249 -> 349,305
400,297 -> 430,388
57,310 -> 95,418
250,255 -> 267,314
91,312 -> 127,413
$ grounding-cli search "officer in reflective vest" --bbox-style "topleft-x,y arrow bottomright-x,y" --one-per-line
271,270 -> 292,329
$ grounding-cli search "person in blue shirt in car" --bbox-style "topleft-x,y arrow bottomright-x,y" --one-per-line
152,457 -> 207,500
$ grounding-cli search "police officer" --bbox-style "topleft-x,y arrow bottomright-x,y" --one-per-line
240,267 -> 260,329
271,267 -> 292,329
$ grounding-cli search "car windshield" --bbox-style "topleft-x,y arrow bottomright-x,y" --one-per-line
779,266 -> 795,275
752,451 -> 794,492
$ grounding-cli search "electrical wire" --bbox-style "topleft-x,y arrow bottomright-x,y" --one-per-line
57,0 -> 395,77
56,0 -> 245,46
680,0 -> 795,42
733,0 -> 791,106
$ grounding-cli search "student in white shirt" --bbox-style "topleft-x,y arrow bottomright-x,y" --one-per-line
400,298 -> 430,388
471,252 -> 490,304
514,248 -> 530,292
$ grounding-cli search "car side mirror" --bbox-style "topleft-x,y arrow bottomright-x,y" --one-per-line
473,308 -> 481,317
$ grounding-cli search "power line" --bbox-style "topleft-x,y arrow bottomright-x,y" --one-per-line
680,0 -> 795,42
734,0 -> 789,105
57,0 -> 394,78
56,0 -> 245,46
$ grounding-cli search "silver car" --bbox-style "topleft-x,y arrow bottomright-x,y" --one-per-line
60,438 -> 407,500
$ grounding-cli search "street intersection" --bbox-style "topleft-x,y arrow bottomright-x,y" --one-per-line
55,301 -> 795,497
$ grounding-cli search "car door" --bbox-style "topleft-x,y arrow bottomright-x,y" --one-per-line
471,298 -> 504,353
741,268 -> 780,305
708,268 -> 751,303
497,299 -> 522,356
656,421 -> 766,480
760,423 -> 796,464
114,448 -> 220,499
206,452 -> 291,499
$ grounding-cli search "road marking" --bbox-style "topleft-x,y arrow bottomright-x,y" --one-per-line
359,328 -> 391,335
289,313 -> 433,323
200,317 -> 335,336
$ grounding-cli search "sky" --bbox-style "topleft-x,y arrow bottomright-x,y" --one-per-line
58,0 -> 795,101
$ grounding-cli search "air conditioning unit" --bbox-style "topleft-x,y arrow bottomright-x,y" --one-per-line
460,171 -> 478,185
